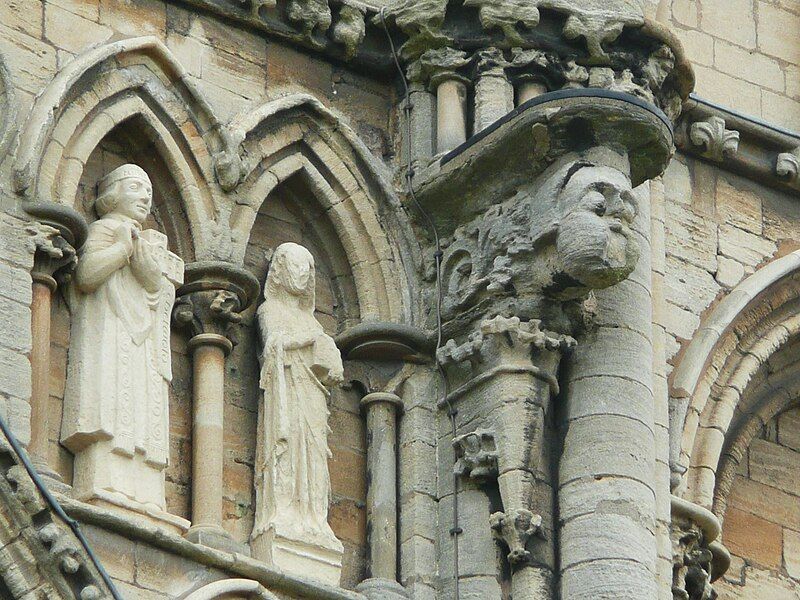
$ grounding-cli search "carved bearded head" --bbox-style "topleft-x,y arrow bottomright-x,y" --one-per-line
533,151 -> 640,297
95,164 -> 153,223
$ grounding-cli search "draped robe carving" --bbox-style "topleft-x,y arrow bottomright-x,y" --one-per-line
62,164 -> 183,521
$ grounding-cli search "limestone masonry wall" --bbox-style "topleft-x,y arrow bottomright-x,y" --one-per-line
663,0 -> 800,129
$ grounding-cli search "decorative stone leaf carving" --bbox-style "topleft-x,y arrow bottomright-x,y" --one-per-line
453,429 -> 499,482
541,0 -> 645,62
287,0 -> 333,46
776,148 -> 800,182
332,4 -> 366,59
689,116 -> 740,162
463,0 -> 541,46
671,523 -> 716,600
376,0 -> 450,59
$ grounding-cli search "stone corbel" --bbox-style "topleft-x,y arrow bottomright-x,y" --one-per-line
453,429 -> 499,483
490,508 -> 544,566
173,262 -> 260,553
23,203 -> 87,479
776,147 -> 800,182
287,0 -> 333,47
373,0 -> 449,60
671,496 -> 729,600
689,116 -> 740,162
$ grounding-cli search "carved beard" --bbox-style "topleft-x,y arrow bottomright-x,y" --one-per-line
556,210 -> 639,292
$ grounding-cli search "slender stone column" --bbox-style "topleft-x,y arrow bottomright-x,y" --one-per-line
435,77 -> 468,153
517,79 -> 548,105
559,173 -> 658,599
473,49 -> 512,132
173,262 -> 259,554
24,203 -> 86,478
361,392 -> 403,581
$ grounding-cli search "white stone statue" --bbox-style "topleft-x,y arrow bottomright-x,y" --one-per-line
62,164 -> 186,532
251,242 -> 344,584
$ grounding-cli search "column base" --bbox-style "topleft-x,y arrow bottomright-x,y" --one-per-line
355,578 -> 409,599
186,524 -> 250,556
251,529 -> 343,587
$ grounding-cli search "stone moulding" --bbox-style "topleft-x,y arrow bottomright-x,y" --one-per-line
0,52 -> 17,159
181,578 -> 278,599
54,493 -> 367,600
12,36 -> 238,201
668,249 -> 800,515
677,94 -> 800,197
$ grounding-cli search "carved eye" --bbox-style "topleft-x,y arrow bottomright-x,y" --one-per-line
585,191 -> 606,216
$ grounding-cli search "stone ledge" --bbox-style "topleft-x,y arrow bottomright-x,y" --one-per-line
55,493 -> 366,600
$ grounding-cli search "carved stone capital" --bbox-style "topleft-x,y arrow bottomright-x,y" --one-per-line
374,0 -> 449,60
671,496 -> 725,600
490,508 -> 544,567
409,47 -> 471,89
689,116 -> 740,162
464,0 -> 541,47
453,429 -> 498,483
473,47 -> 510,78
174,262 -> 260,351
23,202 -> 88,285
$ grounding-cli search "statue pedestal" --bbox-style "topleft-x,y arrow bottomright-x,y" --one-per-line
251,528 -> 343,587
77,489 -> 190,536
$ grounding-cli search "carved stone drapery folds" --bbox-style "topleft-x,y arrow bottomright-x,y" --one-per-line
174,260 -> 259,552
252,242 -> 344,585
61,165 -> 187,533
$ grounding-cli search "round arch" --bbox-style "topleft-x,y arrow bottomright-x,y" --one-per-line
669,249 -> 800,514
228,93 -> 418,324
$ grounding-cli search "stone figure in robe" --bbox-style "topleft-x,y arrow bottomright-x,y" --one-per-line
252,242 -> 344,582
62,164 -> 184,527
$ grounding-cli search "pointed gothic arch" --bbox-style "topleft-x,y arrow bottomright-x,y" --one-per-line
228,93 -> 418,324
12,36 -> 238,259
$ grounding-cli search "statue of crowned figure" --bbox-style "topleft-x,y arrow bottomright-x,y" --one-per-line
62,164 -> 187,533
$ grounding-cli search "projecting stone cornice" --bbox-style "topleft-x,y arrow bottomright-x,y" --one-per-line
677,94 -> 800,197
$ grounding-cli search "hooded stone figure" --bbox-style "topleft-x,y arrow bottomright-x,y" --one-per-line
252,242 -> 344,580
62,164 -> 182,523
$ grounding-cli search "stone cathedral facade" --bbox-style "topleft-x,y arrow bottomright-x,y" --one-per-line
0,0 -> 798,599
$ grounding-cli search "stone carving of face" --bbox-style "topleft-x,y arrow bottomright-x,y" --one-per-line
114,176 -> 153,223
555,164 -> 639,291
96,165 -> 153,224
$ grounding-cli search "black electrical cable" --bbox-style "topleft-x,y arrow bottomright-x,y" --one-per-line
378,10 -> 461,600
0,412 -> 125,600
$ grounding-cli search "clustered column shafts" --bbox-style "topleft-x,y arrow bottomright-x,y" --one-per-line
559,185 -> 658,598
435,77 -> 468,154
362,392 -> 403,581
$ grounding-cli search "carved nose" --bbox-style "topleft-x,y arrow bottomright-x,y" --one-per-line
606,194 -> 634,222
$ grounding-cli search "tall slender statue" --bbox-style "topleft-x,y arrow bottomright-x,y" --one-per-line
62,164 -> 185,531
252,242 -> 345,585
